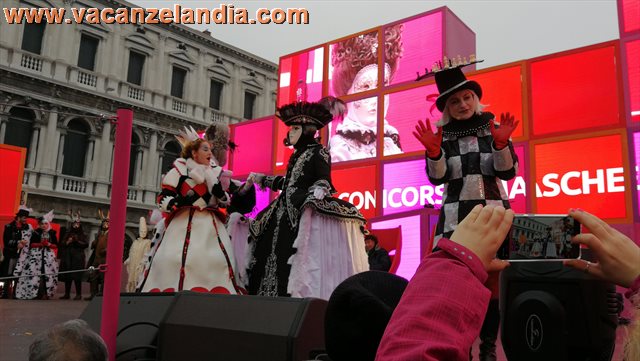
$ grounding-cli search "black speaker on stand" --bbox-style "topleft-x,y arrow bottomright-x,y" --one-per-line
80,292 -> 176,361
157,292 -> 328,361
499,250 -> 620,361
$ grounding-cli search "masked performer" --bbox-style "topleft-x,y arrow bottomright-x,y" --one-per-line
14,210 -> 57,300
248,97 -> 369,300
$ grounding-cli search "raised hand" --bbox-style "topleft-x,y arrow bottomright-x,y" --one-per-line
450,204 -> 514,271
412,119 -> 442,158
490,112 -> 520,150
564,209 -> 640,287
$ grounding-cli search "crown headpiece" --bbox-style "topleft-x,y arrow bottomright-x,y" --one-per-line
416,54 -> 483,81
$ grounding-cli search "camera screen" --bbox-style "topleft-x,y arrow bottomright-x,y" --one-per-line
498,214 -> 581,261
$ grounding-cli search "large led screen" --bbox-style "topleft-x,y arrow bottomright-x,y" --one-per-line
329,30 -> 380,98
530,45 -> 621,136
385,12 -> 443,86
468,65 -> 525,139
384,83 -> 441,156
327,96 -> 381,163
277,47 -> 324,107
634,132 -> 640,217
371,214 -> 422,280
332,164 -> 377,219
625,40 -> 640,122
230,117 -> 273,178
533,134 -> 629,220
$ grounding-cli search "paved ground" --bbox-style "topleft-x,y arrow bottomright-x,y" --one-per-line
0,289 -> 633,361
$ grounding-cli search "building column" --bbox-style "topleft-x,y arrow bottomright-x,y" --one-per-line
43,109 -> 59,172
156,152 -> 164,188
26,126 -> 40,169
133,146 -> 143,185
55,133 -> 66,173
144,131 -> 158,187
0,114 -> 8,142
84,137 -> 96,178
97,121 -> 112,181
34,122 -> 47,171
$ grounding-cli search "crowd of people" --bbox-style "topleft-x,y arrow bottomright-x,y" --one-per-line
1,57 -> 638,361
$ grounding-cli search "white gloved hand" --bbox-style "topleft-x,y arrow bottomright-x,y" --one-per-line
313,187 -> 328,200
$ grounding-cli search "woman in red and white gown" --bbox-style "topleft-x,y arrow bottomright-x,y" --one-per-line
139,129 -> 248,294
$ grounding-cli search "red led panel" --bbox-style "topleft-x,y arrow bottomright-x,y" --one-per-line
332,164 -> 377,219
530,45 -> 620,136
230,117 -> 274,178
620,0 -> 640,34
469,65 -> 525,139
625,40 -> 640,122
533,134 -> 629,220
0,145 -> 25,217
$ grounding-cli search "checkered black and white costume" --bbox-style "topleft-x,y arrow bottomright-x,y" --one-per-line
427,112 -> 518,246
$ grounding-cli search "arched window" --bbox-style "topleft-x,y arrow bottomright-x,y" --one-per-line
129,133 -> 140,185
62,119 -> 89,177
5,107 -> 35,162
162,141 -> 180,175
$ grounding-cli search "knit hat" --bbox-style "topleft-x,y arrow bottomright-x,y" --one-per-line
324,271 -> 408,361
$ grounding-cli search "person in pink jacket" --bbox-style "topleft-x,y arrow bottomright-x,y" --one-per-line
375,204 -> 511,361
375,206 -> 640,361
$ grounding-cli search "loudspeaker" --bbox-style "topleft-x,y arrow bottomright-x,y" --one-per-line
157,292 -> 328,361
499,255 -> 619,361
80,292 -> 176,361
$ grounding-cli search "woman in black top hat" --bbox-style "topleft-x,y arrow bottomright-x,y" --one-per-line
248,97 -> 369,299
413,57 -> 519,361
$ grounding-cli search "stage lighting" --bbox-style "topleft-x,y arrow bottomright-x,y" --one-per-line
499,252 -> 620,361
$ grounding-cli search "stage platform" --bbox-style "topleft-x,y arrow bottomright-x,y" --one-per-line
0,289 -> 633,361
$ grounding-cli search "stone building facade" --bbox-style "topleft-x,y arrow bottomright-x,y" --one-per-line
0,0 -> 278,245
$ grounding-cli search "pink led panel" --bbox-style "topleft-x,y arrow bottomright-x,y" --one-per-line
278,47 -> 324,107
230,117 -> 273,178
386,12 -> 443,85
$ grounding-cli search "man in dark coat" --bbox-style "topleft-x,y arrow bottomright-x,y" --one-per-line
365,234 -> 391,272
1,207 -> 31,298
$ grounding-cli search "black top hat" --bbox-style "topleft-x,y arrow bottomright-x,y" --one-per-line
15,205 -> 30,218
435,66 -> 483,112
325,271 -> 408,361
276,96 -> 346,129
16,209 -> 29,217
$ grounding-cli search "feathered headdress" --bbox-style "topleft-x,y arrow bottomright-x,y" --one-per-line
276,96 -> 346,129
175,126 -> 201,149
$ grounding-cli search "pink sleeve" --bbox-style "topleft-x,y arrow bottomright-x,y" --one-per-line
375,238 -> 491,361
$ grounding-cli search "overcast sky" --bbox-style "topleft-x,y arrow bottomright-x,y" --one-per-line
134,0 -> 620,69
